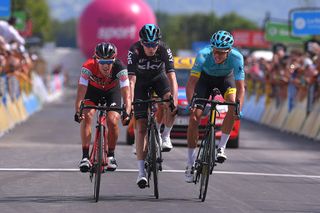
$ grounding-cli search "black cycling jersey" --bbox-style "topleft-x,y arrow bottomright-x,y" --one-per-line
127,41 -> 175,80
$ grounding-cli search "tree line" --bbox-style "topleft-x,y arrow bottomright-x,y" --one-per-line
11,1 -> 259,52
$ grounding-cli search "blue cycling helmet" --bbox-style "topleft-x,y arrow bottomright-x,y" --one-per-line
139,24 -> 161,42
210,30 -> 234,49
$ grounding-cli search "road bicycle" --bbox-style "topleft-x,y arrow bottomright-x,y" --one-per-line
191,88 -> 239,202
79,99 -> 126,202
132,90 -> 174,199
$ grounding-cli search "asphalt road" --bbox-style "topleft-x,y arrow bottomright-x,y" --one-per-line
0,89 -> 320,213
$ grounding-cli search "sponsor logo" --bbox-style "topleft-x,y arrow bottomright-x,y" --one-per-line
167,48 -> 173,62
127,51 -> 134,65
138,62 -> 163,70
97,25 -> 136,40
117,69 -> 129,81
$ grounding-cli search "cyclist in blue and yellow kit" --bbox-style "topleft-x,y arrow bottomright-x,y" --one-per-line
184,30 -> 245,182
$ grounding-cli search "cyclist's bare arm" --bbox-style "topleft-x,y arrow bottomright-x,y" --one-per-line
166,72 -> 178,107
121,86 -> 131,113
129,75 -> 136,102
75,84 -> 87,113
121,85 -> 132,125
186,75 -> 199,104
235,80 -> 245,111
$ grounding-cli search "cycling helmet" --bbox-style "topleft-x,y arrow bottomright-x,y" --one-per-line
210,30 -> 234,49
139,24 -> 161,42
94,42 -> 117,59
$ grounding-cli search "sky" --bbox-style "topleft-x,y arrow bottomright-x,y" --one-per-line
48,0 -> 320,27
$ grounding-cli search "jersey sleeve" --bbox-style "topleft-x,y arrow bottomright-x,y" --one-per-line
190,52 -> 206,78
114,59 -> 129,87
162,44 -> 175,73
231,54 -> 245,81
127,46 -> 139,76
79,60 -> 93,85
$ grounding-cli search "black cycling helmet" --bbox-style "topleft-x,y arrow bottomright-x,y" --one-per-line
94,42 -> 117,59
139,24 -> 161,42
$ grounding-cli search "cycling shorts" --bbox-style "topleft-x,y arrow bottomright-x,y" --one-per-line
134,72 -> 171,119
84,84 -> 121,108
194,72 -> 236,110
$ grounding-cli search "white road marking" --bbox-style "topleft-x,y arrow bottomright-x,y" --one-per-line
0,168 -> 319,179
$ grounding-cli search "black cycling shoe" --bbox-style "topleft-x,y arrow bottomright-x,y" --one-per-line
136,176 -> 147,189
79,158 -> 91,173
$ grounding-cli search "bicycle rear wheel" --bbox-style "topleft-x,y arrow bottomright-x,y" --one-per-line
93,125 -> 103,202
199,128 -> 214,202
149,126 -> 159,199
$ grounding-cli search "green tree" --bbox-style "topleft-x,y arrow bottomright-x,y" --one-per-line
156,12 -> 258,54
12,0 -> 52,41
218,12 -> 258,31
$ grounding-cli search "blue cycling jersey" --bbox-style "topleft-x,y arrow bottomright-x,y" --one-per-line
191,46 -> 245,80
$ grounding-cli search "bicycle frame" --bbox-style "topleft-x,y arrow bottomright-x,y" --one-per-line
132,93 -> 174,199
90,108 -> 107,172
79,99 -> 125,202
192,88 -> 240,202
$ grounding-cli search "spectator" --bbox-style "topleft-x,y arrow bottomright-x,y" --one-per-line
0,16 -> 25,45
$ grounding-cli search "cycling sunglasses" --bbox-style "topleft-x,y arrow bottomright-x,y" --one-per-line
213,48 -> 230,55
97,58 -> 115,65
141,41 -> 159,48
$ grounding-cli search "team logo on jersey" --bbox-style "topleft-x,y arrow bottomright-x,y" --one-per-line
128,51 -> 133,64
117,69 -> 128,82
81,67 -> 92,76
167,49 -> 173,62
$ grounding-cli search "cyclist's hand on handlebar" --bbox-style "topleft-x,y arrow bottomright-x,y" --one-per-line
74,112 -> 84,123
121,110 -> 131,126
235,111 -> 243,120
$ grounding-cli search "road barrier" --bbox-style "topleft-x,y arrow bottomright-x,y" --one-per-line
0,73 -> 64,137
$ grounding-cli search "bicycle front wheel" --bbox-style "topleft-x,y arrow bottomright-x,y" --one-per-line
199,128 -> 214,202
149,126 -> 159,199
93,125 -> 103,202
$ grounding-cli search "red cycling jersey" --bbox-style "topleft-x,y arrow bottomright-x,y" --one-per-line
79,58 -> 128,91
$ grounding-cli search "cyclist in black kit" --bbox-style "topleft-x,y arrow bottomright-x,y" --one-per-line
128,24 -> 178,188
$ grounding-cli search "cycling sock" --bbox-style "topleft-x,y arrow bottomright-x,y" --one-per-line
82,148 -> 89,159
107,150 -> 114,157
162,125 -> 172,138
156,122 -> 162,133
218,133 -> 230,149
187,148 -> 196,166
138,160 -> 145,176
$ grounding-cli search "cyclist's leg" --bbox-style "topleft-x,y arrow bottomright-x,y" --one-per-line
153,73 -> 175,151
104,87 -> 121,155
134,81 -> 149,188
185,73 -> 211,182
79,108 -> 95,172
79,86 -> 100,172
217,73 -> 237,161
155,103 -> 164,146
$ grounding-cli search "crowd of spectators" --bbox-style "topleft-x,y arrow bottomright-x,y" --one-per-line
244,41 -> 320,116
0,17 -> 45,102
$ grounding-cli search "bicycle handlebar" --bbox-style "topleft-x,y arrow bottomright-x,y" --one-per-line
191,97 -> 240,116
132,95 -> 175,112
79,99 -> 126,115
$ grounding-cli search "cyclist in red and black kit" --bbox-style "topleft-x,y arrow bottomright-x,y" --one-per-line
128,24 -> 178,188
74,42 -> 131,173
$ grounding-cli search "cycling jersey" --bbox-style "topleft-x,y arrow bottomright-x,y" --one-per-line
127,41 -> 175,80
191,46 -> 245,81
127,41 -> 174,119
79,58 -> 128,91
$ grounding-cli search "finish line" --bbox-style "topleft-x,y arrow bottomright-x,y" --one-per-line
0,168 -> 319,179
